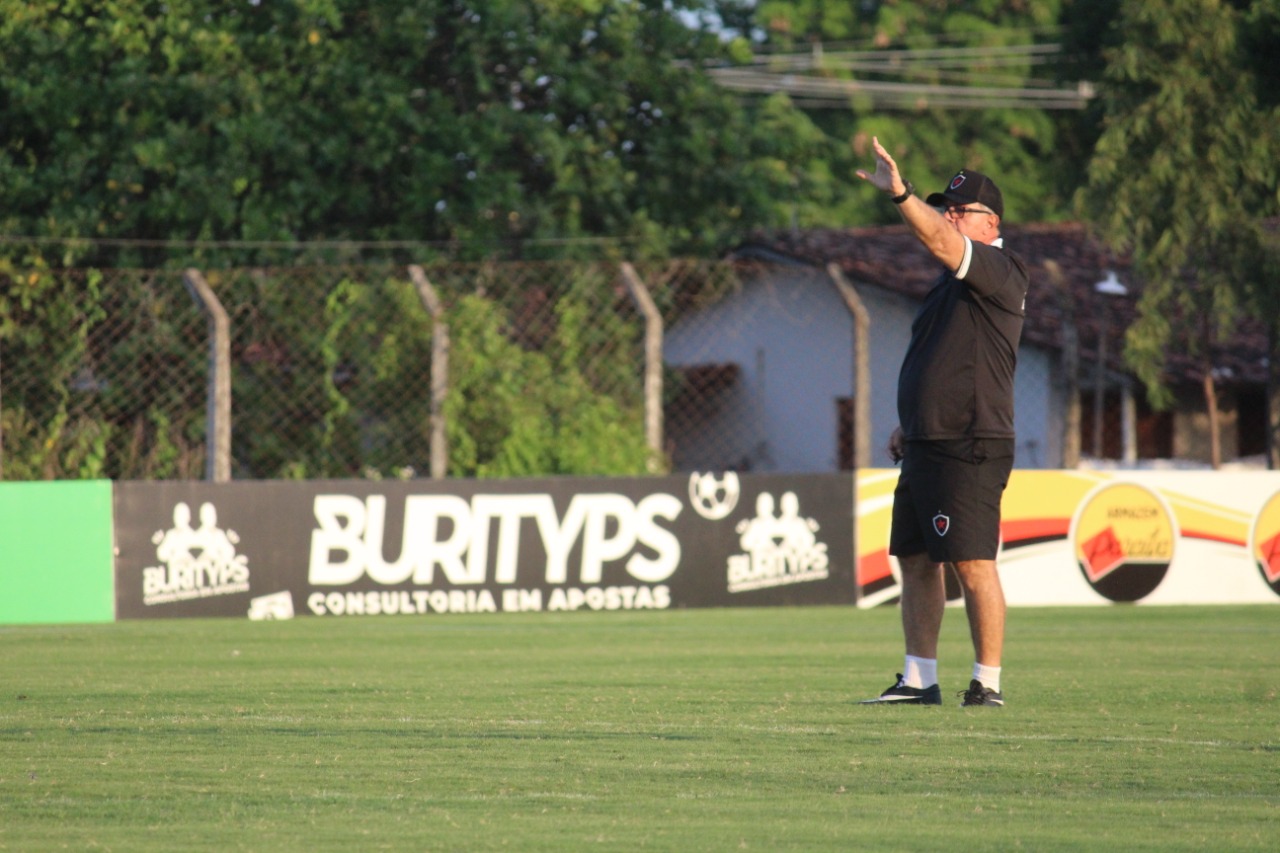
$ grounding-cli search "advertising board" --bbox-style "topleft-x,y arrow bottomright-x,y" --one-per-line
0,481 -> 115,624
113,473 -> 855,620
857,469 -> 1280,606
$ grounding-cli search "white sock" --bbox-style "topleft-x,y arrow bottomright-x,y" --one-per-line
903,655 -> 938,688
972,663 -> 1001,693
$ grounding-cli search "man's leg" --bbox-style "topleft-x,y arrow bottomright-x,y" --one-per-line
899,552 -> 946,660
952,558 -> 1006,706
864,441 -> 947,706
951,558 -> 1005,667
860,551 -> 946,705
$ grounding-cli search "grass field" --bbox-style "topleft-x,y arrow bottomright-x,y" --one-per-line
2,605 -> 1277,851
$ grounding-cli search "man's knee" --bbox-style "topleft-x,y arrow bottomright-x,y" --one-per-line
950,559 -> 1000,587
899,552 -> 943,578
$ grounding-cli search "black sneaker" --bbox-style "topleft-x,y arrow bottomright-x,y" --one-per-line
959,679 -> 1004,707
859,674 -> 942,705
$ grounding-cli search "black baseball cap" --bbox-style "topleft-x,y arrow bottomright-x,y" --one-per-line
925,169 -> 1004,219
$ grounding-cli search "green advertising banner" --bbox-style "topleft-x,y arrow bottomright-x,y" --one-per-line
0,481 -> 115,624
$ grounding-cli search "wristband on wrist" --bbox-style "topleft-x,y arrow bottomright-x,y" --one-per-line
890,180 -> 914,204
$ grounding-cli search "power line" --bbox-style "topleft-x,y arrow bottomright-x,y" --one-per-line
702,42 -> 1096,110
735,24 -> 1071,56
709,67 -> 1094,109
732,42 -> 1067,68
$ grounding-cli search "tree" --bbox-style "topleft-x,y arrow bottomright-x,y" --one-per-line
1081,0 -> 1280,468
0,0 -> 813,265
443,287 -> 653,478
1239,0 -> 1280,467
704,0 -> 1084,226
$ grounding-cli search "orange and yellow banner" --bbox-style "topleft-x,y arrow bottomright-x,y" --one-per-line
857,469 -> 1280,606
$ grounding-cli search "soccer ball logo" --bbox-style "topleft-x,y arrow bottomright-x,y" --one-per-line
688,472 -> 741,521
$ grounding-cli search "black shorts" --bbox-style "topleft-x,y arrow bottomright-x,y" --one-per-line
889,438 -> 1014,563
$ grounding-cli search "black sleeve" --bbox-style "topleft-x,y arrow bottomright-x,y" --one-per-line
961,242 -> 1029,315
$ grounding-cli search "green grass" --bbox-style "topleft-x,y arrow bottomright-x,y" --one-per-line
2,606 -> 1277,851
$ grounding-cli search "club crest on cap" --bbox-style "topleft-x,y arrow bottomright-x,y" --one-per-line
932,513 -> 950,537
926,169 -> 1004,218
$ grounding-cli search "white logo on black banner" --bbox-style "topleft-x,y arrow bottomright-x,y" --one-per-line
143,502 -> 251,606
726,492 -> 829,593
308,492 -> 681,587
248,591 -> 295,620
689,472 -> 741,520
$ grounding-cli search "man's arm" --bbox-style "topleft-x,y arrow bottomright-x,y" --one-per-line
855,136 -> 967,271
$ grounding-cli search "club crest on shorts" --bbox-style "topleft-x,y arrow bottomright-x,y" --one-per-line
932,513 -> 951,537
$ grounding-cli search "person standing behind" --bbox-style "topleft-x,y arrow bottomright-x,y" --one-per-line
855,137 -> 1029,707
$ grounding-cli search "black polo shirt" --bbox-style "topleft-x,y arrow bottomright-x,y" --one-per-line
896,236 -> 1029,441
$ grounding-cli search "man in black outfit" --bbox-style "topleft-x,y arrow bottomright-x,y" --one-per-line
855,137 -> 1029,707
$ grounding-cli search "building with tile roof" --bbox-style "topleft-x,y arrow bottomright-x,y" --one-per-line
660,224 -> 1270,472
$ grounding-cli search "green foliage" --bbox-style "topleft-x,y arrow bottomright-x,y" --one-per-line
1081,0 -> 1280,408
1,266 -> 100,479
444,293 -> 553,476
723,0 -> 1079,226
1,261 -> 652,482
223,269 -> 438,479
0,267 -> 210,479
0,0 -> 794,263
444,287 -> 653,478
0,0 -> 1124,262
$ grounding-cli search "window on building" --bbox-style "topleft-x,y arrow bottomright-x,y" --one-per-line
1134,402 -> 1174,459
1080,389 -> 1172,459
1237,387 -> 1267,458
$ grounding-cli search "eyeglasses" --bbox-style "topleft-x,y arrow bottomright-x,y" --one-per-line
944,205 -> 995,219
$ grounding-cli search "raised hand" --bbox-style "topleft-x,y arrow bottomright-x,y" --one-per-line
855,136 -> 902,195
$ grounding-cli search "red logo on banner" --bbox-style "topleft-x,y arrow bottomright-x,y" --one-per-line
1081,526 -> 1125,582
1072,482 -> 1175,602
1261,532 -> 1280,584
1252,490 -> 1280,594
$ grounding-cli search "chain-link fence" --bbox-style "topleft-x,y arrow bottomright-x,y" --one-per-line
2,268 -> 209,480
1,258 -> 1270,481
1,260 -> 794,480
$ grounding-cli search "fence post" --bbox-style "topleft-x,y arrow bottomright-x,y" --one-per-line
182,269 -> 232,482
1061,317 -> 1081,468
1043,261 -> 1081,469
408,265 -> 450,480
619,263 -> 664,471
826,264 -> 871,469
